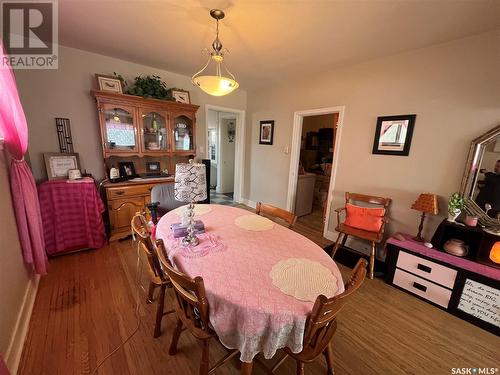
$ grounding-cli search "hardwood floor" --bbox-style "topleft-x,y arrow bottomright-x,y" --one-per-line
18,205 -> 499,375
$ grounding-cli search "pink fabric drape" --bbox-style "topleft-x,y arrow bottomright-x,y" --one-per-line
0,44 -> 48,274
0,355 -> 10,375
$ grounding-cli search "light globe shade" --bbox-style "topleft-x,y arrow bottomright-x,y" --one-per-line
192,75 -> 239,97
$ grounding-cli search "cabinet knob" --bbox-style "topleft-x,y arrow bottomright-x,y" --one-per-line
116,191 -> 125,195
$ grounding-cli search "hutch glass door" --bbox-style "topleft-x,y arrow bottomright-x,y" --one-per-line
102,104 -> 137,152
140,110 -> 168,152
172,114 -> 194,152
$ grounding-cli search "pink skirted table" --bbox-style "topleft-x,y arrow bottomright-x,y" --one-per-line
155,204 -> 344,371
37,178 -> 106,256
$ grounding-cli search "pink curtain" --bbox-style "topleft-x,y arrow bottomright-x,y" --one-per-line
0,44 -> 48,274
0,355 -> 10,375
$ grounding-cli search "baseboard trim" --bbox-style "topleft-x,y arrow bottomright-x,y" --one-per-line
239,198 -> 257,209
5,274 -> 40,374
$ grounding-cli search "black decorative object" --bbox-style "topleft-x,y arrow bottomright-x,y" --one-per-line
372,114 -> 416,156
55,118 -> 74,153
259,120 -> 274,145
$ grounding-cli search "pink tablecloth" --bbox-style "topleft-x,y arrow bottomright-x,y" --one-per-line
37,178 -> 106,256
156,204 -> 344,362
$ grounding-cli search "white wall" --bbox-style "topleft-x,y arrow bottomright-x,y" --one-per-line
0,144 -> 38,373
207,109 -> 218,188
245,30 -> 500,240
14,46 -> 247,181
219,117 -> 236,193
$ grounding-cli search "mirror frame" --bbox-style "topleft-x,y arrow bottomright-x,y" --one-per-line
461,124 -> 500,231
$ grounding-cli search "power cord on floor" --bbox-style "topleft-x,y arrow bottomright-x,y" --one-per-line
90,233 -> 144,375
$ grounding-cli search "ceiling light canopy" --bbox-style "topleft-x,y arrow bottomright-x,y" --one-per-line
192,9 -> 239,97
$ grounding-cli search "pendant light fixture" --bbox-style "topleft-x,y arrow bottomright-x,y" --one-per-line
192,9 -> 239,97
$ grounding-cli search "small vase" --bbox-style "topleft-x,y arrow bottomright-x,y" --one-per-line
447,210 -> 461,222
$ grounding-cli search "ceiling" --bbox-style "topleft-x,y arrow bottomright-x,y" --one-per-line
59,0 -> 500,90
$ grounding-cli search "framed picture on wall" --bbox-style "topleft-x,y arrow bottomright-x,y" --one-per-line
259,120 -> 274,145
372,114 -> 416,156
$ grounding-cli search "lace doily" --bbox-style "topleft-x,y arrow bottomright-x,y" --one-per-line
234,215 -> 274,231
270,258 -> 339,301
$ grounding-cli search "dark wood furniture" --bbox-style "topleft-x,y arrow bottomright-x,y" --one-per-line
431,219 -> 500,270
130,213 -> 173,338
256,202 -> 298,228
331,192 -> 391,279
386,233 -> 500,336
156,239 -> 239,375
271,259 -> 368,375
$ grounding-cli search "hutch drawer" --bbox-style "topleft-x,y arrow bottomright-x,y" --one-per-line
393,268 -> 452,308
396,250 -> 457,289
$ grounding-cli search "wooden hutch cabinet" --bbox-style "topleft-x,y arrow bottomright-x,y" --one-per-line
92,90 -> 199,241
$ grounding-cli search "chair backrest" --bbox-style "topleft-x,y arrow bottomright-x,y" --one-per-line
155,239 -> 212,338
345,192 -> 391,209
131,213 -> 165,282
302,259 -> 368,357
151,183 -> 185,212
256,202 -> 298,228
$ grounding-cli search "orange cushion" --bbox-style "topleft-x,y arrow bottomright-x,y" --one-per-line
344,203 -> 385,232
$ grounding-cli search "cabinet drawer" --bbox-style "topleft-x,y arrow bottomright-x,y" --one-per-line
107,184 -> 154,199
396,251 -> 457,289
393,268 -> 452,308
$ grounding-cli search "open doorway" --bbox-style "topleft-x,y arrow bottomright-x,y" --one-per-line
206,108 -> 242,206
286,106 -> 345,239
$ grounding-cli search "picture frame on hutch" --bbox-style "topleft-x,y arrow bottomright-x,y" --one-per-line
372,114 -> 416,156
95,74 -> 123,93
168,89 -> 191,104
118,161 -> 137,179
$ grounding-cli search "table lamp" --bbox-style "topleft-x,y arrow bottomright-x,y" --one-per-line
411,193 -> 439,242
490,242 -> 500,264
174,160 -> 207,246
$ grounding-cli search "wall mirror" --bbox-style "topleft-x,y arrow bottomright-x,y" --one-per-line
461,125 -> 500,233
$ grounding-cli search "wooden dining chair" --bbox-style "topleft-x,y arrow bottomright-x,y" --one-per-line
256,202 -> 298,228
130,213 -> 173,338
156,239 -> 239,375
270,259 -> 368,375
330,192 -> 391,279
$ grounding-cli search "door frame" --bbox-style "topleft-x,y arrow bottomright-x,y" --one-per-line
205,105 -> 246,203
286,106 -> 345,239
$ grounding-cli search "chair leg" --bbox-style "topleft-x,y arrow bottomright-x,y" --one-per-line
324,343 -> 335,375
296,360 -> 305,375
369,242 -> 376,279
331,233 -> 344,258
169,318 -> 183,355
147,282 -> 157,304
154,284 -> 166,338
200,339 -> 210,375
341,234 -> 348,247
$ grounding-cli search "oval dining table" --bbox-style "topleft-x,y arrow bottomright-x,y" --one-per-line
155,204 -> 344,374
